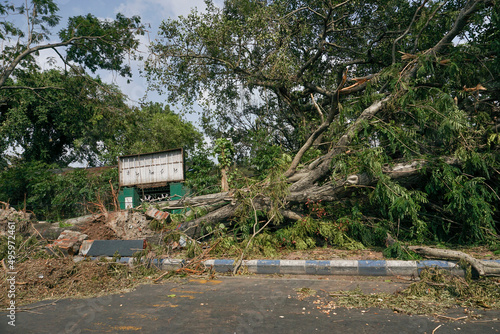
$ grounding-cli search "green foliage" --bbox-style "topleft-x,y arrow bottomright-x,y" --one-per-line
250,136 -> 284,176
0,69 -> 202,167
344,218 -> 389,248
425,162 -> 497,244
372,176 -> 429,242
382,242 -> 420,260
1,0 -> 495,251
145,1 -> 499,251
60,13 -> 144,77
0,162 -> 118,220
101,102 -> 203,165
1,0 -> 144,88
183,144 -> 220,195
213,138 -> 234,170
0,69 -> 130,166
276,217 -> 365,251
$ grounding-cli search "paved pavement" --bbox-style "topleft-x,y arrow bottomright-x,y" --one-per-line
2,275 -> 499,333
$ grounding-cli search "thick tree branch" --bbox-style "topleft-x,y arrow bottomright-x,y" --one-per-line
175,157 -> 460,238
431,0 -> 490,55
289,95 -> 391,192
0,86 -> 64,91
409,246 -> 500,277
0,36 -> 100,88
284,92 -> 339,177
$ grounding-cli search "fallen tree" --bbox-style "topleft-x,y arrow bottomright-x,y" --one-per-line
146,1 -> 499,247
164,155 -> 460,238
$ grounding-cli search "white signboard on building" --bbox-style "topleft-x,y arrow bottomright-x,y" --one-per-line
118,148 -> 184,188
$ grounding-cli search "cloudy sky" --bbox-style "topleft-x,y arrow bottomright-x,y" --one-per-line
37,0 -> 223,123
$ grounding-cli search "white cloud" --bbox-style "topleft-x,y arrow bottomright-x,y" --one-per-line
114,0 -> 208,22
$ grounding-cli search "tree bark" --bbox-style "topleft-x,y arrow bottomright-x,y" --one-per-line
409,245 -> 500,277
288,95 -> 391,192
170,157 -> 452,237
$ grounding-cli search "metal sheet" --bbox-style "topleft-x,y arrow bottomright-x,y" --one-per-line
83,240 -> 145,257
118,148 -> 184,188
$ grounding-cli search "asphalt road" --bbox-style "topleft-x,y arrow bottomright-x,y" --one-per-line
2,275 -> 499,333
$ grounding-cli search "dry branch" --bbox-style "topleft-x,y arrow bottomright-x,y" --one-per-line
409,246 -> 500,277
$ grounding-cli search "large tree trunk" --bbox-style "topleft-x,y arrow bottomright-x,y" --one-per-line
167,157 -> 451,238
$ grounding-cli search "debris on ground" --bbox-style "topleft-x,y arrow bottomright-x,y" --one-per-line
145,207 -> 172,222
295,267 -> 500,316
45,230 -> 88,256
0,257 -> 159,308
1,203 -> 499,314
0,205 -> 34,236
79,214 -> 119,240
105,210 -> 157,239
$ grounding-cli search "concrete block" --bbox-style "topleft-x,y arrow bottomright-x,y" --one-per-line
46,230 -> 88,256
386,260 -> 418,276
256,260 -> 280,274
145,207 -> 171,222
212,259 -> 234,273
417,260 -> 464,276
329,260 -> 359,275
305,260 -> 331,275
358,260 -> 387,276
161,259 -> 185,271
280,260 -> 306,275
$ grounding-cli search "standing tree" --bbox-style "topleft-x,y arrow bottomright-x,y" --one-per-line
0,0 -> 144,165
0,0 -> 144,89
0,68 -> 131,166
146,0 -> 499,245
102,102 -> 204,162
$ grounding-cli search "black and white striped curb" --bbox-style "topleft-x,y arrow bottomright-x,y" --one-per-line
74,257 -> 500,276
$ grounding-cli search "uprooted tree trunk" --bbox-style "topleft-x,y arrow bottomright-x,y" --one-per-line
157,81 -> 456,239
409,246 -> 500,277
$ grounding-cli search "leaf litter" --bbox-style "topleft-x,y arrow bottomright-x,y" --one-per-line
296,267 -> 500,317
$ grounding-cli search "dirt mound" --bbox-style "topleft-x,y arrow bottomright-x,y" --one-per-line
68,211 -> 157,240
79,214 -> 119,240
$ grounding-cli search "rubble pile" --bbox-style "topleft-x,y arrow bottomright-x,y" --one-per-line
0,207 -> 34,236
106,210 -> 158,239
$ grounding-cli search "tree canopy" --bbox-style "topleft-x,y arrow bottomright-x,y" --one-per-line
0,68 -> 131,166
102,102 -> 204,163
0,0 -> 144,88
146,0 -> 499,244
0,1 -> 205,217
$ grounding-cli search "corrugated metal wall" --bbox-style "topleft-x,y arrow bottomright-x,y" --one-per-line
119,149 -> 184,187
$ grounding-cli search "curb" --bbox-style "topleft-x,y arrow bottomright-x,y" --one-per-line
204,259 -> 473,276
73,257 -> 500,276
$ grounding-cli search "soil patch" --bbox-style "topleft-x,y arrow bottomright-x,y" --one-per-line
79,215 -> 118,240
280,247 -> 386,260
165,245 -> 500,261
